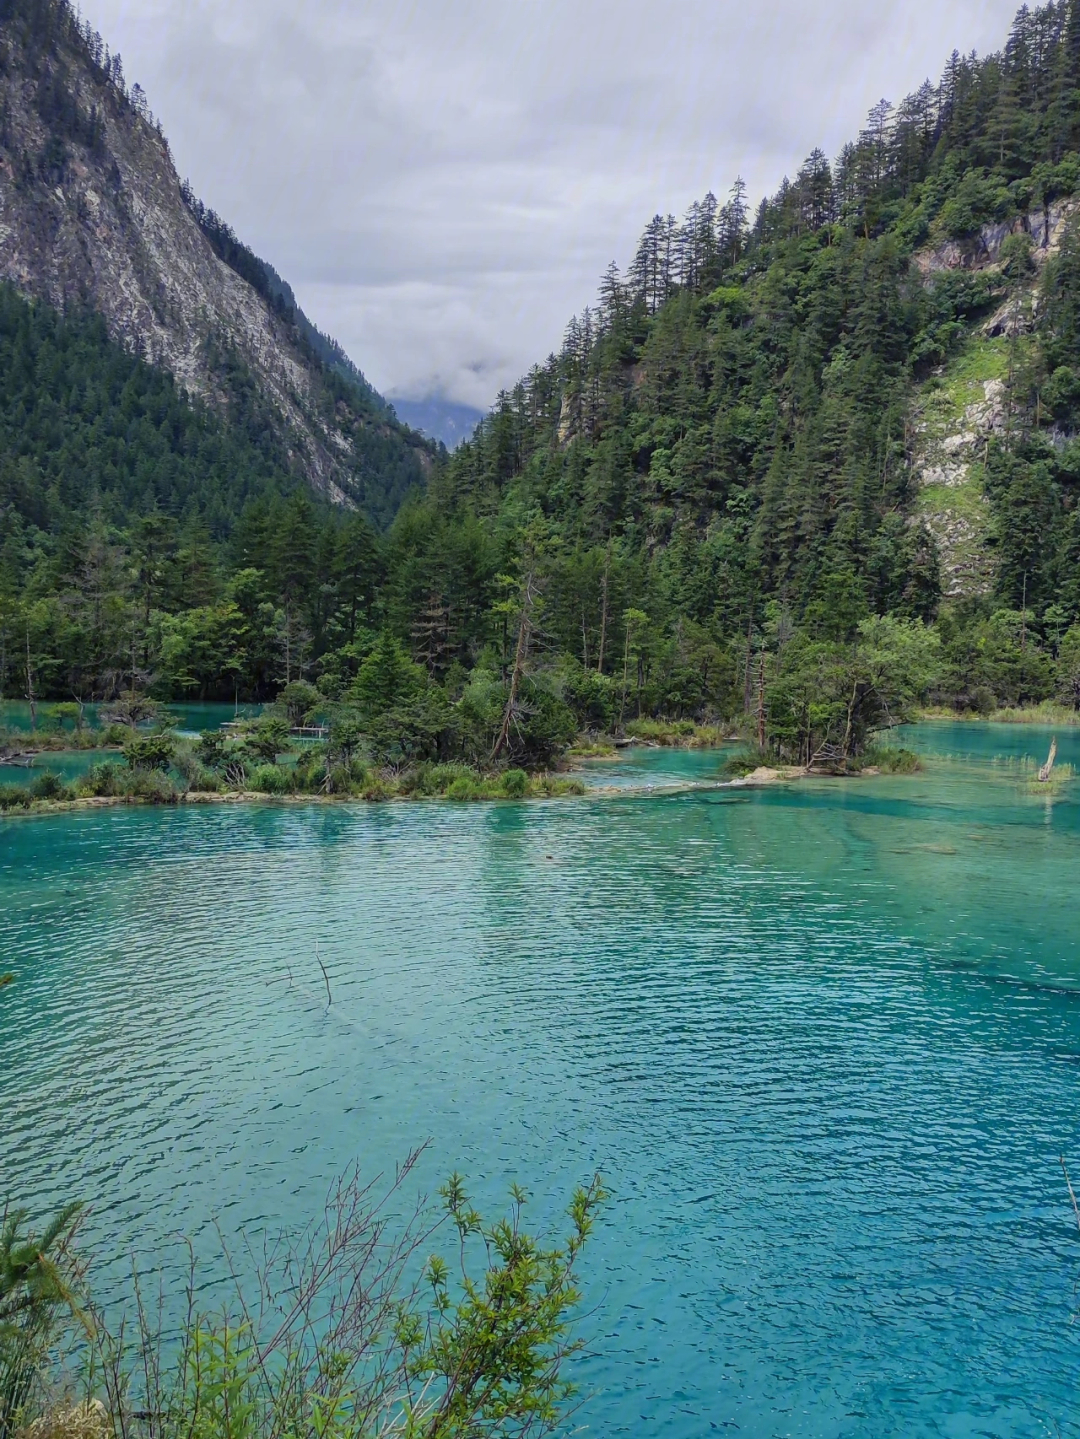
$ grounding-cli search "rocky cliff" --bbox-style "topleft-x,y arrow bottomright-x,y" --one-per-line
0,0 -> 431,516
910,201 -> 1080,599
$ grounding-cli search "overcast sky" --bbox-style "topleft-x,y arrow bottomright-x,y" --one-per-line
82,0 -> 1021,411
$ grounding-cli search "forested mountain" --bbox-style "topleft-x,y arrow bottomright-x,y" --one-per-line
0,0 -> 433,521
9,2 -> 1080,773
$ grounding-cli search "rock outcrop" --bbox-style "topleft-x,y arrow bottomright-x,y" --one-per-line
908,203 -> 1080,599
913,198 -> 1080,280
912,372 -> 1006,598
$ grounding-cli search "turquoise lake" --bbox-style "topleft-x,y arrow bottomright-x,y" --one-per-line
4,722 -> 1080,1436
0,702 -> 261,787
0,700 -> 262,731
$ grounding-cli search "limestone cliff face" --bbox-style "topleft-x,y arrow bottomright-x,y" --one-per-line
908,202 -> 1080,600
913,199 -> 1080,281
0,1 -> 430,512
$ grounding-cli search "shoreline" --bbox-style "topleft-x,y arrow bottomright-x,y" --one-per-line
0,762 -> 898,820
0,785 -> 591,820
917,706 -> 1080,727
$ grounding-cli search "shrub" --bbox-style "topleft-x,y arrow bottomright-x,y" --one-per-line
249,764 -> 290,795
535,775 -> 586,796
446,776 -> 481,802
123,734 -> 175,772
322,764 -> 355,796
3,1174 -> 602,1439
29,772 -> 69,801
501,768 -> 528,797
937,168 -> 1013,237
196,730 -> 227,768
863,745 -> 922,773
1043,364 -> 1080,420
365,693 -> 460,768
395,765 -> 430,797
171,744 -> 204,786
76,765 -> 178,802
557,663 -> 617,730
720,747 -> 772,778
79,763 -> 124,797
127,770 -> 178,803
287,754 -> 319,791
50,702 -> 84,732
0,785 -> 32,810
1000,230 -> 1035,278
0,1201 -> 86,1438
187,766 -> 221,794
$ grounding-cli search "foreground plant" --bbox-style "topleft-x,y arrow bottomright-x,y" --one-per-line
9,1161 -> 604,1439
0,1203 -> 86,1439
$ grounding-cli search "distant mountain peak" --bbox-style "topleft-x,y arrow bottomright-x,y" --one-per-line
389,397 -> 486,449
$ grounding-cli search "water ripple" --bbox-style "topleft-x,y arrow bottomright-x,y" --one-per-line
5,748 -> 1080,1436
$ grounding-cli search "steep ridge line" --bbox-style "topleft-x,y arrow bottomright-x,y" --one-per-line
0,0 -> 434,519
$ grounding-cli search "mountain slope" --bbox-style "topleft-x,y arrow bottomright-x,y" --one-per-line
435,4 -> 1080,640
0,0 -> 431,522
12,0 -> 1080,736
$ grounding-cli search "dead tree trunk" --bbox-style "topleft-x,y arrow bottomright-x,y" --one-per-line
1038,737 -> 1058,783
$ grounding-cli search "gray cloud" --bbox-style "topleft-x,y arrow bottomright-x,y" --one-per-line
86,0 -> 1020,408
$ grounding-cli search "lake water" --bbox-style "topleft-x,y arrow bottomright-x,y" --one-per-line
0,699 -> 260,736
4,722 -> 1080,1437
0,702 -> 261,787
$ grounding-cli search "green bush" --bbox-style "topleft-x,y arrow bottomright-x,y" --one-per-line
123,733 -> 175,772
323,764 -> 355,796
446,775 -> 482,802
249,764 -> 291,795
396,764 -> 433,797
244,717 -> 292,762
863,745 -> 922,773
557,663 -> 618,730
187,765 -> 221,794
2,1175 -> 602,1439
196,730 -> 228,768
79,763 -> 124,797
29,771 -> 68,800
937,168 -> 1014,237
49,702 -> 84,731
534,775 -> 586,796
127,770 -> 179,802
0,785 -> 32,810
277,679 -> 321,726
501,768 -> 528,797
1043,365 -> 1080,420
76,764 -> 177,802
1000,230 -> 1035,278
